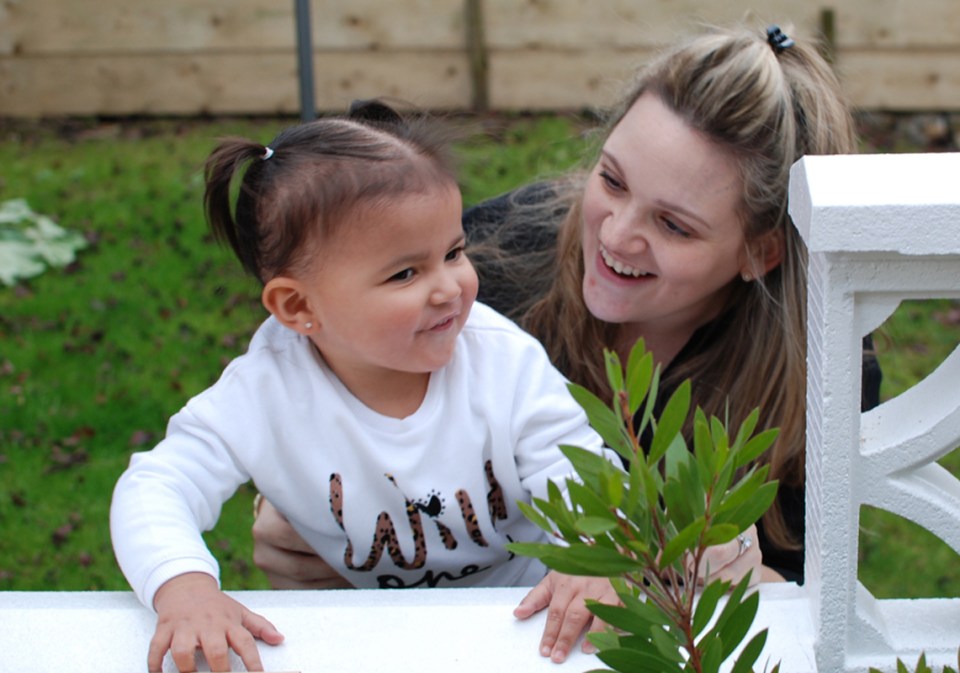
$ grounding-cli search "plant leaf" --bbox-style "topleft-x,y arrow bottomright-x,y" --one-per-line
648,625 -> 685,664
648,379 -> 690,464
560,443 -> 619,488
588,601 -> 663,637
728,628 -> 768,673
716,587 -> 760,659
734,427 -> 780,469
699,634 -> 725,673
693,578 -> 730,637
517,543 -> 646,576
576,516 -> 619,536
701,523 -> 739,548
597,647 -> 681,673
716,480 -> 779,531
625,339 -> 654,417
568,382 -> 635,460
515,500 -> 555,534
660,517 -> 705,569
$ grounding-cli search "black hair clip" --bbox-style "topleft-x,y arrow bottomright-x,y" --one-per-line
347,99 -> 404,126
766,25 -> 795,53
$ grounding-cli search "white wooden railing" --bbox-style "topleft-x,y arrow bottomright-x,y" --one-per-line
790,152 -> 960,673
0,153 -> 958,672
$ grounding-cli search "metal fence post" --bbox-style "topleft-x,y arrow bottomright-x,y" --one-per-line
295,0 -> 317,120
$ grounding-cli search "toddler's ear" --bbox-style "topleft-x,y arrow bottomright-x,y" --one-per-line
262,277 -> 316,335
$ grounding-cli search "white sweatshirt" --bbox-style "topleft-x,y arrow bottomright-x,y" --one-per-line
111,303 -> 605,608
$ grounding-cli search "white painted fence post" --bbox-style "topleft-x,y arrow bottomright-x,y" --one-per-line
790,153 -> 960,673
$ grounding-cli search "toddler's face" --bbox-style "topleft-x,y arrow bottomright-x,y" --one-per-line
302,181 -> 478,399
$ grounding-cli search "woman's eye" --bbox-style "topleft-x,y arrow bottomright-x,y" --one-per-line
599,170 -> 624,191
662,217 -> 691,238
390,268 -> 415,282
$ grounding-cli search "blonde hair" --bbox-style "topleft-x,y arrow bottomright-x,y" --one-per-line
522,24 -> 858,549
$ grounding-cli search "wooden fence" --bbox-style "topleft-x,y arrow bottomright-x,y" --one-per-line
2,0 -> 960,117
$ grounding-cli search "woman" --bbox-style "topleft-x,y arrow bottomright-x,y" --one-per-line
250,22 -> 881,662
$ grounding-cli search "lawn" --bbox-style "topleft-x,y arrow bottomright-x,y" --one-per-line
0,113 -> 957,599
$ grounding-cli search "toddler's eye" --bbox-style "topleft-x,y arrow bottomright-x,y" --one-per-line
445,246 -> 465,262
390,268 -> 415,282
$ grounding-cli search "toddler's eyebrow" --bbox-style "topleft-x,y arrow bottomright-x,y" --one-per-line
379,232 -> 466,272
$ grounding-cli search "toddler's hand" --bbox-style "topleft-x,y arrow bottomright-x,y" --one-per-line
513,571 -> 617,663
149,572 -> 284,672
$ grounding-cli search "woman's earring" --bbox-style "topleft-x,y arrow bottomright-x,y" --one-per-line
304,322 -> 313,330
741,272 -> 752,282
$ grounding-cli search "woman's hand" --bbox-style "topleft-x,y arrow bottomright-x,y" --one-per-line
691,523 -> 775,586
513,571 -> 618,663
252,497 -> 353,590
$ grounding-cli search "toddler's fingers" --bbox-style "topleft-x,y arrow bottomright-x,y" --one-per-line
513,583 -> 550,620
243,609 -> 285,646
546,599 -> 593,663
198,632 -> 232,672
169,628 -> 201,672
147,627 -> 173,673
223,624 -> 264,672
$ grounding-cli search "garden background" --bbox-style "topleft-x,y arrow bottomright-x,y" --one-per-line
1,0 -> 959,601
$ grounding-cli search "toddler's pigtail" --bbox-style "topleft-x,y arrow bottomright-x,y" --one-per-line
203,139 -> 270,281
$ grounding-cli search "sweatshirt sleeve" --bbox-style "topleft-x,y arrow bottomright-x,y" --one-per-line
110,405 -> 252,610
502,330 -> 610,502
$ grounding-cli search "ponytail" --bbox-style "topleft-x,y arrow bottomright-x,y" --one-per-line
204,140 -> 273,282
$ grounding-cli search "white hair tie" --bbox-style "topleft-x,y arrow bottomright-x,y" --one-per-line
262,146 -> 274,160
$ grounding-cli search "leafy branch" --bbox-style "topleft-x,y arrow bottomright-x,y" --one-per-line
0,198 -> 86,286
508,339 -> 780,673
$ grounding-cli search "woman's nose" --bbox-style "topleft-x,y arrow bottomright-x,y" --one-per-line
601,203 -> 648,253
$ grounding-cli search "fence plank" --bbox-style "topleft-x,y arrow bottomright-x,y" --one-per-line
2,0 -> 959,115
484,0 -> 960,49
0,0 -> 465,55
0,53 -> 470,116
483,0 -> 820,49
840,52 -> 960,110
0,1 -> 294,54
487,48 -> 960,112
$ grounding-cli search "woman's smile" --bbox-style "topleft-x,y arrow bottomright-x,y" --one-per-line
599,243 -> 650,279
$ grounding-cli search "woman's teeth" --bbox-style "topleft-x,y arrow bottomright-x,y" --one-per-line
601,246 -> 647,278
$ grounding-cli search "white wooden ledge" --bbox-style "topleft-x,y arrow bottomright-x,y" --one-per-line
0,585 -> 817,672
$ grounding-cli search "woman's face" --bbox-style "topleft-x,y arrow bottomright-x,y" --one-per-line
581,91 -> 750,343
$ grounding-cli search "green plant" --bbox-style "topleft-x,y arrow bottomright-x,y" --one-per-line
508,340 -> 780,673
869,650 -> 960,673
0,198 -> 87,286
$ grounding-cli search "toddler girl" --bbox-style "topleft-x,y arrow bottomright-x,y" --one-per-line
110,101 -> 605,672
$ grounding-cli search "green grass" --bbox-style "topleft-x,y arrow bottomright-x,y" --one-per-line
861,299 -> 960,598
0,114 -> 588,592
0,114 -> 957,599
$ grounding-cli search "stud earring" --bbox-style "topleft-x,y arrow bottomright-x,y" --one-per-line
741,272 -> 752,282
304,322 -> 313,330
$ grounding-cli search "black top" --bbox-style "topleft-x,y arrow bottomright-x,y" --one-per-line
463,183 -> 883,584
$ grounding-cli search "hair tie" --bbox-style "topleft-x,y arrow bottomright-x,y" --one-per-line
766,25 -> 795,53
262,146 -> 274,160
